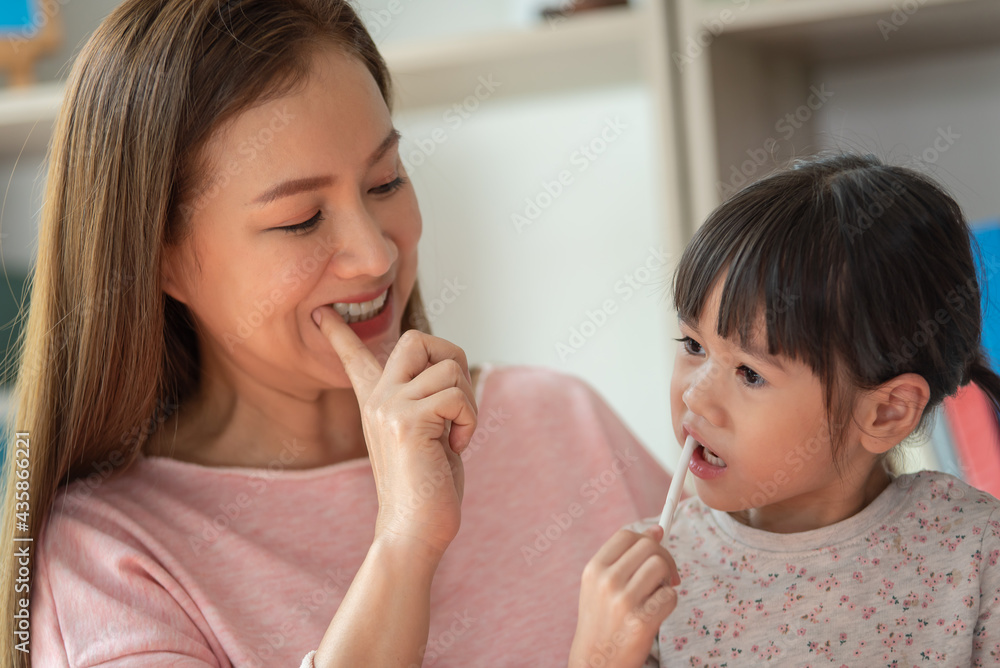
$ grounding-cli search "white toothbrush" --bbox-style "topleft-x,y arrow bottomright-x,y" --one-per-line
657,435 -> 697,537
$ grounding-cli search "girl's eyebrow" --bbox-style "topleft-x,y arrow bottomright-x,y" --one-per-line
742,340 -> 788,373
678,315 -> 787,373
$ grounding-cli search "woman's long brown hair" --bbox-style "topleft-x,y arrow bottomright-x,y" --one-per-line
0,1 -> 427,664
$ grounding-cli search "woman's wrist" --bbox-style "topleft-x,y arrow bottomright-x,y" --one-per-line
370,529 -> 449,576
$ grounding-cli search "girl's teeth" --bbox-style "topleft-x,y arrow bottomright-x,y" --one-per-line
701,444 -> 727,468
331,289 -> 389,324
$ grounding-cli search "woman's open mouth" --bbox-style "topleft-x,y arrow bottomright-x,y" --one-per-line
320,284 -> 396,340
330,286 -> 390,324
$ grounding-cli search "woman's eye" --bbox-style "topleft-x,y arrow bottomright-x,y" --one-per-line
280,211 -> 323,234
674,336 -> 703,356
370,175 -> 408,196
738,365 -> 766,388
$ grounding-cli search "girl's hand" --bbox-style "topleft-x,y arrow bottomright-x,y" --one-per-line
569,525 -> 679,668
314,307 -> 477,564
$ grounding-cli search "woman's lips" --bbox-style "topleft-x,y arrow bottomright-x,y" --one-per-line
338,283 -> 395,339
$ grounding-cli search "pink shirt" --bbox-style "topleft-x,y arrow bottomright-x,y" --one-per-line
32,364 -> 671,666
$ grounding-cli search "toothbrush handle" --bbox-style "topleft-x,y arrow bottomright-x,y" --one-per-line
657,435 -> 697,536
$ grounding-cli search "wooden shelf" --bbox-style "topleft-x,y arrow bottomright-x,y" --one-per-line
690,0 -> 1000,62
0,80 -> 63,156
381,5 -> 645,110
677,0 -> 1000,224
0,7 -> 647,153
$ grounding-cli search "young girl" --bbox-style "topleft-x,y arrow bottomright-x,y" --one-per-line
1,1 -> 671,666
570,153 -> 1000,667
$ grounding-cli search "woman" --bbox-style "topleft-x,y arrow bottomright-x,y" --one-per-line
0,1 -> 671,666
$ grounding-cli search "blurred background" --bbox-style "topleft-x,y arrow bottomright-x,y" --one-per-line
0,0 -> 999,493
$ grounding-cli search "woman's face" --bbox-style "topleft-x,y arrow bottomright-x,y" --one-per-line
162,47 -> 420,392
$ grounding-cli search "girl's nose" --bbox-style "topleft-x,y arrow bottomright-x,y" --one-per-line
682,362 -> 725,426
328,199 -> 397,279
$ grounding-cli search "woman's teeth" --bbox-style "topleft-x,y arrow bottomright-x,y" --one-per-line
701,443 -> 727,468
331,289 -> 388,324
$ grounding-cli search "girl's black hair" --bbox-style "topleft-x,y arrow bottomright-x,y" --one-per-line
675,153 -> 1000,466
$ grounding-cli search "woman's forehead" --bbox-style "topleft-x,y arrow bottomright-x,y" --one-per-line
186,49 -> 391,202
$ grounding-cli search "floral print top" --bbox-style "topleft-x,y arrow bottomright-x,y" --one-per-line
630,471 -> 1000,667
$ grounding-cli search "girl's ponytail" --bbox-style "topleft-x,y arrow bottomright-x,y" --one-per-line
966,351 -> 1000,424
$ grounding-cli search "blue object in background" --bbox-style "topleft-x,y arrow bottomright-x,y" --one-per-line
0,0 -> 33,32
972,219 -> 1000,374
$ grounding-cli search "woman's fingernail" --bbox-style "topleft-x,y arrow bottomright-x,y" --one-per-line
312,308 -> 322,326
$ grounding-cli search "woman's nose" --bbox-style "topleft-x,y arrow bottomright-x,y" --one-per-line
328,199 -> 397,279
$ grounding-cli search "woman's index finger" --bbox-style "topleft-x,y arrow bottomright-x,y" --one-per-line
315,305 -> 383,401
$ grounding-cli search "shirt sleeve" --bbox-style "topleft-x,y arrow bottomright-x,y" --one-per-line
299,650 -> 317,668
972,507 -> 1000,665
31,503 -> 226,667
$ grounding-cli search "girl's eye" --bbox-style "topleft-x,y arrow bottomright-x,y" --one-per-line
738,365 -> 766,389
674,336 -> 703,356
675,335 -> 768,388
370,175 -> 408,196
280,210 -> 323,234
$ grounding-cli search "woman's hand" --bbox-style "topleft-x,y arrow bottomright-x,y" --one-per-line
569,525 -> 679,668
314,307 -> 477,565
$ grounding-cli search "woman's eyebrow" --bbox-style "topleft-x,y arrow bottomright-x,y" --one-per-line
250,128 -> 401,207
252,175 -> 334,207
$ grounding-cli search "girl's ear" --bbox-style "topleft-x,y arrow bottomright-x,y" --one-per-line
856,373 -> 931,455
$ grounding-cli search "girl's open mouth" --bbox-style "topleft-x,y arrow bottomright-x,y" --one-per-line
689,441 -> 728,479
699,443 -> 726,467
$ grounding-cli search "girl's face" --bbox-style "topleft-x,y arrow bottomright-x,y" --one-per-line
162,47 -> 420,391
670,281 -> 865,531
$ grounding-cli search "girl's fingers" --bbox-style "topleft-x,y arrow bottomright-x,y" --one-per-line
314,305 -> 383,402
626,553 -> 675,608
415,388 -> 478,453
610,532 -> 679,590
636,584 -> 678,626
382,330 -> 472,387
589,529 -> 646,570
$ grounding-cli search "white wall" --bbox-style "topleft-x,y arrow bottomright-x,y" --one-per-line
396,83 -> 677,468
361,0 -> 680,468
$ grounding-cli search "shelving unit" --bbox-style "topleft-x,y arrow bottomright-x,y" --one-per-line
381,2 -> 687,255
383,5 -> 642,109
676,0 -> 1000,224
379,2 -> 690,465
